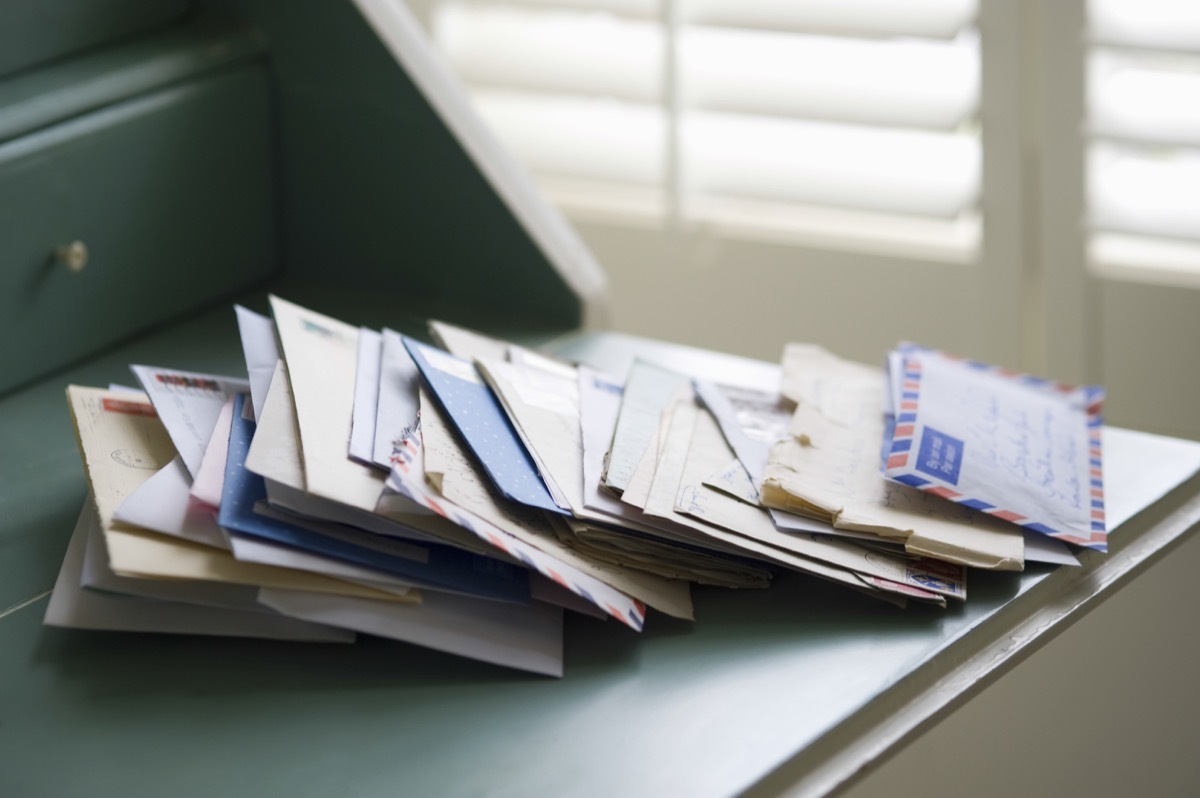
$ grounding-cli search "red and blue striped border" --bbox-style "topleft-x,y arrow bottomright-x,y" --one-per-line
885,345 -> 1107,552
886,356 -> 922,471
387,434 -> 647,630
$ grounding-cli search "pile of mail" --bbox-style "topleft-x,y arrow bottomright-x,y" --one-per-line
46,297 -> 1101,676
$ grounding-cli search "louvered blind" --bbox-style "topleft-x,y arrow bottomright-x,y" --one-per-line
430,0 -> 983,254
1088,0 -> 1200,277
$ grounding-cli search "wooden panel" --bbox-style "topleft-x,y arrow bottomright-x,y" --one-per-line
0,66 -> 275,395
0,0 -> 189,79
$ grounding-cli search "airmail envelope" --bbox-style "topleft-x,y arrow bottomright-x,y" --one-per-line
884,345 -> 1107,551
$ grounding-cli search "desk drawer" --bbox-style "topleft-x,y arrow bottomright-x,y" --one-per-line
0,66 -> 275,395
0,0 -> 189,79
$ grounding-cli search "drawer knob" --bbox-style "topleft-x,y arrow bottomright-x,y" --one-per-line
55,241 -> 89,273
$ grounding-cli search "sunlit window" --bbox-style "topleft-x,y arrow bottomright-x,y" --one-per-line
1087,0 -> 1200,279
429,0 -> 983,259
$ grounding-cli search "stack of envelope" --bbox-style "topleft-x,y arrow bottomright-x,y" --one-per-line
47,296 -> 1101,676
761,344 -> 1092,570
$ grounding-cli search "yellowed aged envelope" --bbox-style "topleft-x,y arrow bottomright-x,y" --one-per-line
66,386 -> 417,604
761,348 -> 1024,571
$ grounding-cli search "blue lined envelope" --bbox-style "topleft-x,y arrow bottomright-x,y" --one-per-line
884,345 -> 1107,551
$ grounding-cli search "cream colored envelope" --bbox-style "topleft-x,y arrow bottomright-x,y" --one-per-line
637,397 -> 904,597
103,526 -> 417,602
678,408 -> 962,600
45,500 -> 354,642
761,348 -> 1025,571
245,359 -> 492,555
419,389 -> 695,620
66,385 -> 416,604
269,296 -> 387,512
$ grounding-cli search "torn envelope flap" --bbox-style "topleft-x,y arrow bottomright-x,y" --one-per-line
779,344 -> 881,427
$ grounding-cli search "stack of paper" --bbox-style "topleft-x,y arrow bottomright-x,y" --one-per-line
50,296 -> 1133,677
760,344 -> 1089,570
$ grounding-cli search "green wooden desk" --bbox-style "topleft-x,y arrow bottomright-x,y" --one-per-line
3,287 -> 1199,797
3,2 -> 1199,795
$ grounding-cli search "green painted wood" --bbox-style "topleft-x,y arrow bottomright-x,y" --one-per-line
196,0 -> 584,332
0,0 -> 189,79
0,297 -> 1064,798
0,21 -> 268,144
0,66 -> 276,395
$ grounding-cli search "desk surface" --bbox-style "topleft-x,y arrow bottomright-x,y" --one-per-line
2,289 -> 1198,798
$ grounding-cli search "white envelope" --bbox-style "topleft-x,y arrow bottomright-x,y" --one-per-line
349,326 -> 383,466
372,329 -> 423,471
258,586 -> 564,677
244,360 -> 306,491
67,386 -> 178,529
269,296 -> 385,512
235,304 -> 280,422
114,455 -> 230,550
1104,425 -> 1200,531
130,364 -> 249,479
45,501 -> 354,642
189,396 -> 235,507
428,319 -> 512,362
476,355 -> 580,511
244,360 -> 474,552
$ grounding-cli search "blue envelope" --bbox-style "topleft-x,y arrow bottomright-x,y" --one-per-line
219,394 -> 531,604
403,337 -> 563,514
